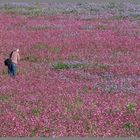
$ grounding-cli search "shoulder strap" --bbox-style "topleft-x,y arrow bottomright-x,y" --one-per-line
9,51 -> 14,58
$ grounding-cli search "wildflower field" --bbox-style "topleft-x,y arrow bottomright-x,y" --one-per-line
0,1 -> 140,137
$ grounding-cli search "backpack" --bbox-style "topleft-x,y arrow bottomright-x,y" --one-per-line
4,58 -> 12,66
4,51 -> 14,66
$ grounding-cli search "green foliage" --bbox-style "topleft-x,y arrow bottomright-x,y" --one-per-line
32,8 -> 41,16
97,63 -> 109,70
123,122 -> 134,130
31,26 -> 48,30
51,47 -> 61,53
126,102 -> 137,112
92,63 -> 110,70
22,55 -> 38,62
130,14 -> 140,19
16,111 -> 27,120
96,25 -> 106,30
107,2 -> 116,9
82,86 -> 89,93
44,127 -> 49,132
32,108 -> 41,116
80,85 -> 91,94
68,54 -> 79,60
105,85 -> 117,93
17,68 -> 30,75
109,15 -> 127,20
71,63 -> 87,69
31,127 -> 39,137
74,97 -> 83,109
52,62 -> 89,70
0,69 -> 8,75
72,113 -> 81,121
0,95 -> 10,102
113,47 -> 129,53
34,44 -> 48,49
2,7 -> 20,14
53,63 -> 70,70
0,4 -> 42,16
65,104 -> 74,113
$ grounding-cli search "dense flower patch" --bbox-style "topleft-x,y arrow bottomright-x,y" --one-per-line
0,1 -> 140,137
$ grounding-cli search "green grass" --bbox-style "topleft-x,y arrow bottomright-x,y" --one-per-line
31,26 -> 48,30
1,7 -> 22,14
65,104 -> 74,113
52,62 -> 88,70
93,63 -> 110,70
22,55 -> 38,62
0,67 -> 29,76
79,85 -> 91,94
74,97 -> 83,109
107,2 -> 116,9
96,25 -> 107,30
0,5 -> 42,16
97,64 -> 109,69
112,47 -> 129,56
82,86 -> 89,93
65,97 -> 83,113
52,63 -> 70,70
44,127 -> 50,132
114,47 -> 129,53
16,111 -> 27,120
67,54 -> 79,60
130,14 -> 140,19
51,47 -> 61,53
0,95 -> 10,102
123,122 -> 134,130
52,61 -> 109,70
126,102 -> 137,112
31,127 -> 39,137
71,113 -> 81,121
105,86 -> 117,93
109,15 -> 128,20
71,63 -> 88,69
0,69 -> 8,76
33,44 -> 48,49
32,108 -> 42,117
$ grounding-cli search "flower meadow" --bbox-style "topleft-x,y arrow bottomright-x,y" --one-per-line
0,1 -> 140,137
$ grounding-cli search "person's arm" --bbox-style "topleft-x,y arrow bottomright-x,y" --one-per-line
9,51 -> 13,58
17,53 -> 20,61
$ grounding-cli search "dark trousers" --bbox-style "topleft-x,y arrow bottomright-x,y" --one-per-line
8,63 -> 17,77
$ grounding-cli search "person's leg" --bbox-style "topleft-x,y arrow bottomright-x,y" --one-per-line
9,63 -> 16,78
12,63 -> 17,77
8,64 -> 12,76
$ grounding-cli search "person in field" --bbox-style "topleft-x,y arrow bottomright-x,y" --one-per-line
8,48 -> 20,78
